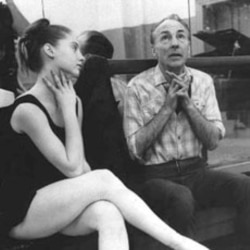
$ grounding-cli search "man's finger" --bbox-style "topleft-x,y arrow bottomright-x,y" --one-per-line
172,78 -> 185,88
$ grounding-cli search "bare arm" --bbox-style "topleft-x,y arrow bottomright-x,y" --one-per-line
177,79 -> 222,150
47,73 -> 91,174
6,0 -> 30,35
76,96 -> 83,128
76,96 -> 92,171
11,104 -> 89,177
11,74 -> 90,177
0,89 -> 15,107
182,101 -> 221,150
134,103 -> 172,157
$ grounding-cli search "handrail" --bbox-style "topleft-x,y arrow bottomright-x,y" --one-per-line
108,55 -> 250,74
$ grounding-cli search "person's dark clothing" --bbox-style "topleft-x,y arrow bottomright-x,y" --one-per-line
0,95 -> 66,236
0,3 -> 18,94
128,159 -> 250,241
75,55 -> 136,182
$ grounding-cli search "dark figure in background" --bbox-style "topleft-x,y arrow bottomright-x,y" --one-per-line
0,2 -> 18,94
77,30 -> 126,115
75,31 -> 130,182
78,30 -> 114,59
123,13 -> 250,244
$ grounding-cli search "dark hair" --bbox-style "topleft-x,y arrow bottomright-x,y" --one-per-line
150,14 -> 190,45
78,30 -> 114,59
0,2 -> 13,31
17,18 -> 71,73
0,3 -> 18,93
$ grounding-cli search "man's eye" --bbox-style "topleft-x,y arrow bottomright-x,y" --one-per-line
177,34 -> 187,41
161,35 -> 170,41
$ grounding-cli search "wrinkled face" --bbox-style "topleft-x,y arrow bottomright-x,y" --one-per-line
53,33 -> 84,79
152,19 -> 190,75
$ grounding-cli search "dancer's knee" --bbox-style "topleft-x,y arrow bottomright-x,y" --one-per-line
93,169 -> 125,191
91,201 -> 125,231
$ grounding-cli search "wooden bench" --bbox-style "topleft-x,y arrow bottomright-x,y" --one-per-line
2,55 -> 250,249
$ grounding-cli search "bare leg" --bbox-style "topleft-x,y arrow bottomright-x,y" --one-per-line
10,170 -> 208,250
10,170 -> 125,239
61,201 -> 129,250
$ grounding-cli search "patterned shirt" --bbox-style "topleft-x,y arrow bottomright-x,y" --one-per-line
123,65 -> 225,165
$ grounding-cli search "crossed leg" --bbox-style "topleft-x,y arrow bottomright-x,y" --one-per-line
10,169 -> 208,250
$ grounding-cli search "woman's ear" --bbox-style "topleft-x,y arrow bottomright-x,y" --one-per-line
43,43 -> 55,58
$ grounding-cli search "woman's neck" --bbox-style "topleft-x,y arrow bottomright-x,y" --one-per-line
29,67 -> 58,107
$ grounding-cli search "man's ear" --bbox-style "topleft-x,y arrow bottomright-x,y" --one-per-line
43,43 -> 55,58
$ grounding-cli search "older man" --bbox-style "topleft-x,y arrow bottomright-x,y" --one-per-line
124,14 -> 250,241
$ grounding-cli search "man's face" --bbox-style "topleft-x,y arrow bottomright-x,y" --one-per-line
152,19 -> 190,75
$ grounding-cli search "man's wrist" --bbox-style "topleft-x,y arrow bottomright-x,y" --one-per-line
182,98 -> 194,112
162,104 -> 174,116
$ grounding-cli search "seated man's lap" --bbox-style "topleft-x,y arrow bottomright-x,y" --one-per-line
128,167 -> 250,237
128,177 -> 195,235
190,168 -> 250,208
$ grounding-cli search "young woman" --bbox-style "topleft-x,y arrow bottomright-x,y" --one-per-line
0,18 -> 209,250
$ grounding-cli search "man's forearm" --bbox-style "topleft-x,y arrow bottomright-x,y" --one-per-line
184,102 -> 221,150
134,105 -> 173,157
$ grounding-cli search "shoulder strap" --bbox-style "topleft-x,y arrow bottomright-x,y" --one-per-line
14,94 -> 53,126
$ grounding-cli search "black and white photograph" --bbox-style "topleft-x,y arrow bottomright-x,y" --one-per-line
1,0 -> 250,249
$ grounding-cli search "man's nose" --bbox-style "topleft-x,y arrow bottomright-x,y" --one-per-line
171,36 -> 179,47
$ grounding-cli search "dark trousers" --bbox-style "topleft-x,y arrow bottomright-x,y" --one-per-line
127,158 -> 250,243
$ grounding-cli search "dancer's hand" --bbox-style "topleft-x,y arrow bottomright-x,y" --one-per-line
43,71 -> 77,116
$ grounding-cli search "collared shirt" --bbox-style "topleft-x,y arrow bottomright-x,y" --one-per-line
123,65 -> 225,165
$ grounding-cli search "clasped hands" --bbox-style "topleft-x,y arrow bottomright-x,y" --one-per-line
164,77 -> 192,113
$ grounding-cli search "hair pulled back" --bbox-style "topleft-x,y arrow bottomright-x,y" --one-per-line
17,18 -> 71,73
